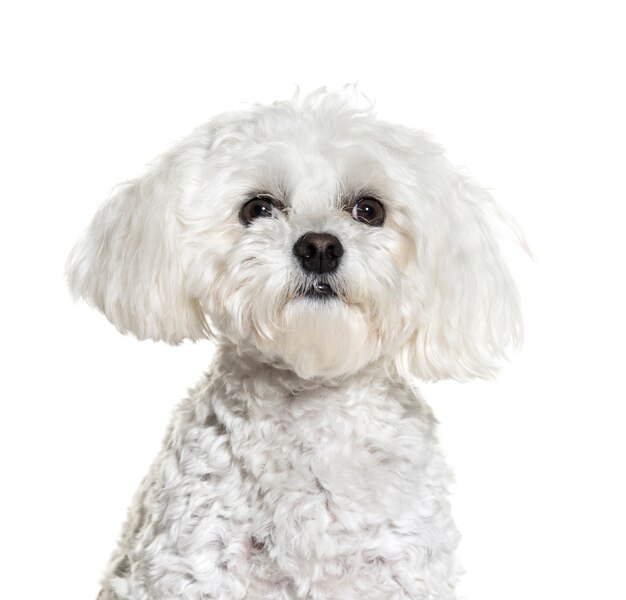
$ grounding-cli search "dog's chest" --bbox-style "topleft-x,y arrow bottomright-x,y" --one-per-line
212,384 -> 434,560
130,381 -> 451,599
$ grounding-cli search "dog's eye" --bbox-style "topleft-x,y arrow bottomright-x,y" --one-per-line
240,196 -> 276,226
350,197 -> 385,227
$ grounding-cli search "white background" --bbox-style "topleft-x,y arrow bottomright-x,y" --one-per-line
1,1 -> 625,599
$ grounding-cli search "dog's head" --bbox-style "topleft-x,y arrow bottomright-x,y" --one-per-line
67,89 -> 522,381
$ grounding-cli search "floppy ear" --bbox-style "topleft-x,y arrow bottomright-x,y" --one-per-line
66,141 -> 208,344
398,166 -> 524,382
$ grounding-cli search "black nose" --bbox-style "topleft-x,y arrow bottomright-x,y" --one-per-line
293,232 -> 344,274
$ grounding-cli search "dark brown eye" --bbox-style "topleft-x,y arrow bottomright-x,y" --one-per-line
350,197 -> 385,226
240,196 -> 276,226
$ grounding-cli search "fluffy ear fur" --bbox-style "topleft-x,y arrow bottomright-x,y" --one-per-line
66,140 -> 208,344
397,161 -> 524,382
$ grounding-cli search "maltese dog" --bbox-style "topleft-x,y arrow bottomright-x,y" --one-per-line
67,89 -> 522,600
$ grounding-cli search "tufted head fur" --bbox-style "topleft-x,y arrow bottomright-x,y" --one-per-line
67,88 -> 522,382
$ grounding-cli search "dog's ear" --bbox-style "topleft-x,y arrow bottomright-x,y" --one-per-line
66,138 -> 208,344
396,155 -> 524,381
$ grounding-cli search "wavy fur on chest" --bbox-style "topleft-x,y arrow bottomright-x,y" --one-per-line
100,351 -> 459,600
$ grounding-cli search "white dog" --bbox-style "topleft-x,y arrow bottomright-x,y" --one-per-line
67,89 -> 522,600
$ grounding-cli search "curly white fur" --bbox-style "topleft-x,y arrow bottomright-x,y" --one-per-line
67,88 -> 522,599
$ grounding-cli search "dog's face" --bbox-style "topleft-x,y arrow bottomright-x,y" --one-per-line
68,90 -> 522,381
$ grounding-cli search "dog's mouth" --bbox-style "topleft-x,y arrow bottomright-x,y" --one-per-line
295,280 -> 337,300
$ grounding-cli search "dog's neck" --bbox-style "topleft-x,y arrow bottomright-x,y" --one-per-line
210,341 -> 396,398
204,341 -> 426,435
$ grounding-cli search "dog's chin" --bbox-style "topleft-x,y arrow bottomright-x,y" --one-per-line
260,297 -> 380,380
